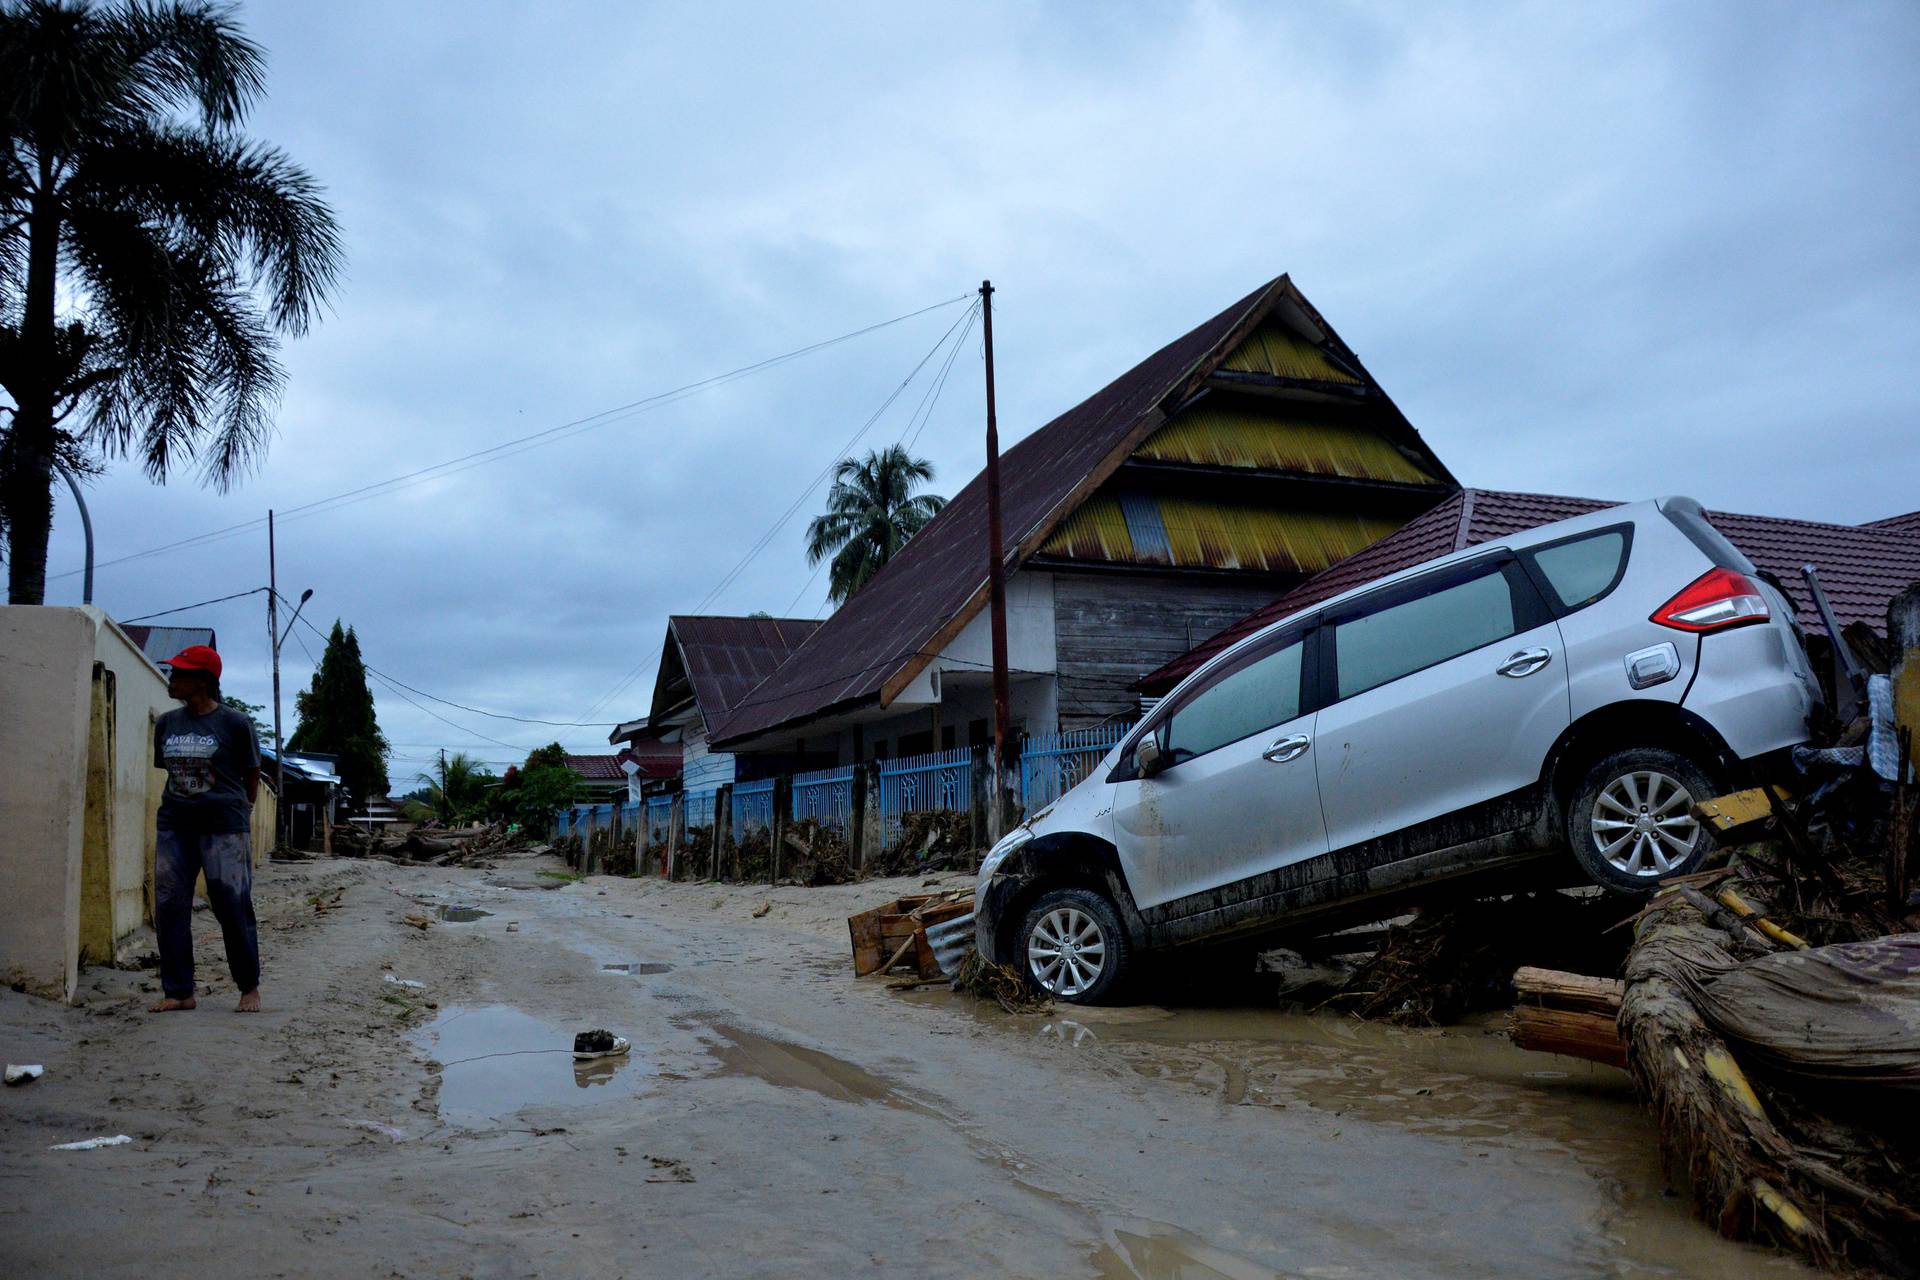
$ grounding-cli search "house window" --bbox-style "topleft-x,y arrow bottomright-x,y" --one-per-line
941,725 -> 957,751
898,730 -> 934,757
873,739 -> 889,760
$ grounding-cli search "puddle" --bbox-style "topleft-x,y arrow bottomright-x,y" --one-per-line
601,962 -> 673,975
437,905 -> 493,923
1092,1219 -> 1292,1279
703,1023 -> 927,1113
415,1004 -> 650,1125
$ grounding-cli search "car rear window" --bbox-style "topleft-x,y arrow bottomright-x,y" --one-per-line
1332,563 -> 1518,700
1528,529 -> 1627,611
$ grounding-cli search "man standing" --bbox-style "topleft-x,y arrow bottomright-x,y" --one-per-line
150,645 -> 263,1013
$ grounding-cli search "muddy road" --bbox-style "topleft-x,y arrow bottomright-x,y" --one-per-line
1,853 -> 1812,1278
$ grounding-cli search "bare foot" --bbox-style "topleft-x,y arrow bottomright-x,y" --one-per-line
236,989 -> 261,1013
149,996 -> 197,1013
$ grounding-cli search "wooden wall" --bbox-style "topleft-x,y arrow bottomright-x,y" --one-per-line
1052,571 -> 1281,727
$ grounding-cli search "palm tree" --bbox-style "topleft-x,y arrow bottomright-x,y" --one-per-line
415,752 -> 495,825
805,445 -> 947,604
0,0 -> 343,603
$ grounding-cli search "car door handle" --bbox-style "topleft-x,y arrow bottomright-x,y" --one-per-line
1262,734 -> 1311,764
1496,647 -> 1553,678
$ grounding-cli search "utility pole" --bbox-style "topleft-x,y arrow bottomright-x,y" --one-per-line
980,280 -> 1012,835
268,509 -> 286,849
440,748 -> 448,821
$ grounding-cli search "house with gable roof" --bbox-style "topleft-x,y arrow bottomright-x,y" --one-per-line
707,275 -> 1460,763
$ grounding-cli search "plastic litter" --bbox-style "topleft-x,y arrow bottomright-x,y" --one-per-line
382,974 -> 425,989
5,1064 -> 44,1086
51,1134 -> 131,1151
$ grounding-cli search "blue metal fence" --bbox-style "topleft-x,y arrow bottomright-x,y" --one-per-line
791,764 -> 855,832
1018,721 -> 1135,812
877,746 -> 972,849
684,788 -> 718,832
732,777 -> 776,842
645,795 -> 672,847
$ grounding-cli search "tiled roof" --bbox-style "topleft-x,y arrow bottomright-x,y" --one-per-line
711,275 -> 1453,747
1865,510 -> 1920,536
565,754 -> 628,781
1136,490 -> 1920,695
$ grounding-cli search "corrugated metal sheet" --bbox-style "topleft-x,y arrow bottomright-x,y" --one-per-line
1135,488 -> 1920,694
1042,493 -> 1401,574
117,624 -> 216,667
1135,401 -> 1435,484
1217,318 -> 1360,384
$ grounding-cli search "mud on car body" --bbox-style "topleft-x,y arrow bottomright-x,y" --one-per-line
976,497 -> 1821,1004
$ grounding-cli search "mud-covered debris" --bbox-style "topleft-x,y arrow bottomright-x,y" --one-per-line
951,951 -> 1049,1014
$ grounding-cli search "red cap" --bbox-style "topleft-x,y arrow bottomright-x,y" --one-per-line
165,645 -> 223,679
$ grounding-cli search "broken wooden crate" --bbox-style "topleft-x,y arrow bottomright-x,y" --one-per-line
848,892 -> 974,979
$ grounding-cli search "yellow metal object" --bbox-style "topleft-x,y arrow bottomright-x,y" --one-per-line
1716,887 -> 1811,950
1136,401 -> 1434,484
1750,1179 -> 1815,1237
1218,318 -> 1361,383
1703,1045 -> 1768,1122
1692,786 -> 1792,835
1041,495 -> 1399,573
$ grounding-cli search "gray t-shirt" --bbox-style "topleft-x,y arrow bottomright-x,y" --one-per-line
154,704 -> 260,834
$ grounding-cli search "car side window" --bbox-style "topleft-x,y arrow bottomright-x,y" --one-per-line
1526,529 -> 1628,612
1162,635 -> 1305,765
1331,561 -> 1526,700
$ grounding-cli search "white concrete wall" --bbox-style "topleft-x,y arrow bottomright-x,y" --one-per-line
92,618 -> 172,942
936,569 -> 1056,679
0,607 -> 96,1000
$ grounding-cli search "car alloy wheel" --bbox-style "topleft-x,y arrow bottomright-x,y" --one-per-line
1590,768 -> 1701,877
1026,904 -> 1108,998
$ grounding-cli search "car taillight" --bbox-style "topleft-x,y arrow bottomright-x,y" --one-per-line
1651,567 -> 1770,632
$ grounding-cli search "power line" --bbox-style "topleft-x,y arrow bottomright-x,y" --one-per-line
280,604 -> 531,752
48,294 -> 972,583
119,587 -> 269,623
276,591 -> 617,729
574,301 -> 982,723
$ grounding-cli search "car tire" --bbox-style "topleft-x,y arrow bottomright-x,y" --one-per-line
1567,747 -> 1718,892
1016,887 -> 1130,1005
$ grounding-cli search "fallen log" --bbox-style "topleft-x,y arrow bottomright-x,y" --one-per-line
1509,966 -> 1626,1069
1513,965 -> 1622,1016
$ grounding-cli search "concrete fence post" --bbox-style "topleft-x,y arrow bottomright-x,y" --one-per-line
666,791 -> 686,882
849,764 -> 870,874
713,784 -> 734,881
770,775 -> 791,886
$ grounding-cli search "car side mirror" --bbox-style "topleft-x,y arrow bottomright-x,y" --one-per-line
1135,734 -> 1165,778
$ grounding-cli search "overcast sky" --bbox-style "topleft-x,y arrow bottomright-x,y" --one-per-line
36,0 -> 1920,786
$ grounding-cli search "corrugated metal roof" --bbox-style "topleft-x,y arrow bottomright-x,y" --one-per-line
1134,400 -> 1436,484
1136,490 -> 1920,695
709,276 -> 1456,748
649,615 -> 822,729
1041,493 -> 1402,574
1217,318 -> 1361,383
117,624 -> 216,667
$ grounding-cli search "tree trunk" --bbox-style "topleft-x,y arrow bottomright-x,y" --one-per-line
6,177 -> 61,605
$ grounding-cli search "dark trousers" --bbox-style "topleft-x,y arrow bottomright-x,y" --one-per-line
154,827 -> 260,999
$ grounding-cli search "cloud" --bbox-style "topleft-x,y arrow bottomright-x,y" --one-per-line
36,0 -> 1920,780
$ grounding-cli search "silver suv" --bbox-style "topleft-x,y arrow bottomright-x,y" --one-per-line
975,497 -> 1819,1003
